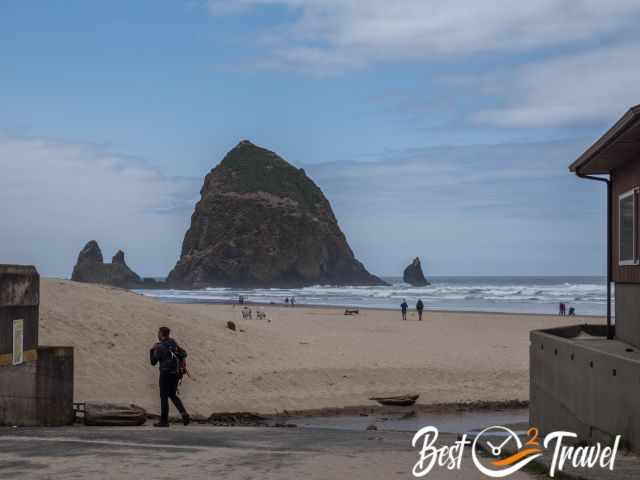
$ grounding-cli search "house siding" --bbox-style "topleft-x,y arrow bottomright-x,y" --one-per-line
612,160 -> 640,284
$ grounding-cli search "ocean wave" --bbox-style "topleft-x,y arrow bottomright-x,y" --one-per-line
136,277 -> 608,316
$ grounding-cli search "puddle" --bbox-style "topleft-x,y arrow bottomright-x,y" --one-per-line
271,408 -> 529,434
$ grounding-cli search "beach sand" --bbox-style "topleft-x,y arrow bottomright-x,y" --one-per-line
39,278 -> 603,417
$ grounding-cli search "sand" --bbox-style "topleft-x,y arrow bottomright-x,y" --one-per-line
39,278 -> 603,417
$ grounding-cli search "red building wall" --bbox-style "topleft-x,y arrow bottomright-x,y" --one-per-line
612,160 -> 640,284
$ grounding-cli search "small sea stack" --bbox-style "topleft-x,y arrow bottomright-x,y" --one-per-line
403,257 -> 430,286
71,240 -> 143,288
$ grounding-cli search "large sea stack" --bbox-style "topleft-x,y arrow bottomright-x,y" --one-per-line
168,140 -> 385,288
403,257 -> 430,286
71,241 -> 143,288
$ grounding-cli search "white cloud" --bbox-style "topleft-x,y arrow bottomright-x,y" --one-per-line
206,0 -> 640,69
306,140 -> 607,276
474,43 -> 640,127
205,0 -> 640,125
0,136 -> 607,277
0,137 -> 199,277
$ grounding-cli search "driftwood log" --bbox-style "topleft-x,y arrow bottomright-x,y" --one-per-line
84,402 -> 147,426
369,394 -> 420,407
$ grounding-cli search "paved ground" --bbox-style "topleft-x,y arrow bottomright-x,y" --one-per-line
0,424 -> 538,479
478,426 -> 640,480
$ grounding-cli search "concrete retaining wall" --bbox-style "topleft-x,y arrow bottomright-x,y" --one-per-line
0,360 -> 38,425
616,283 -> 640,348
0,265 -> 74,426
36,346 -> 74,426
0,265 -> 39,364
530,325 -> 640,450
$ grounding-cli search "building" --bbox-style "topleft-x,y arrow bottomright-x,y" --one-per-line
530,104 -> 640,450
0,265 -> 74,426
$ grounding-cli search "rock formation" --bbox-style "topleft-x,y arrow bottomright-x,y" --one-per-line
71,241 -> 143,288
403,257 -> 430,286
168,140 -> 386,288
112,250 -> 127,266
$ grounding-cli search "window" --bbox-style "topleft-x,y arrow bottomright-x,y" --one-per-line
619,189 -> 639,265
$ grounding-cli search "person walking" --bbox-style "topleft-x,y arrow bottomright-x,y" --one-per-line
290,296 -> 295,307
416,299 -> 424,321
150,326 -> 190,427
401,299 -> 408,321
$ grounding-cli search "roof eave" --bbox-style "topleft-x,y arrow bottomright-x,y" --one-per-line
570,104 -> 640,175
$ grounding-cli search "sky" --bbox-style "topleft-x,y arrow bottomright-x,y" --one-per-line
1,0 -> 638,278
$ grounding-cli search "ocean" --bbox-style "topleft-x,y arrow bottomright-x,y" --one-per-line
137,275 -> 607,316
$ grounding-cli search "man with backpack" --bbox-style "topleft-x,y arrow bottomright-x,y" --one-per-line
416,299 -> 424,321
150,326 -> 190,427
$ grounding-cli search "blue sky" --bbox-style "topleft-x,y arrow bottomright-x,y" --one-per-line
1,1 -> 638,277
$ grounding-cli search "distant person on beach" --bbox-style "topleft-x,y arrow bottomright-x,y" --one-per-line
150,326 -> 190,427
401,299 -> 408,321
568,306 -> 576,316
416,299 -> 424,321
285,297 -> 290,305
559,303 -> 566,316
290,296 -> 295,307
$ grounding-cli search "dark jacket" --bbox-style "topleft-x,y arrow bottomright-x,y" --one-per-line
150,338 -> 186,374
416,300 -> 424,311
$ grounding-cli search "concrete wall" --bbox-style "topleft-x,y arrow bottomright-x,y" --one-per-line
0,265 -> 39,364
530,326 -> 640,450
0,348 -> 74,426
0,360 -> 38,426
616,283 -> 640,348
36,346 -> 74,426
0,265 -> 74,426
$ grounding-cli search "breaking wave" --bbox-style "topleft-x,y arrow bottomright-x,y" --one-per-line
137,276 -> 607,316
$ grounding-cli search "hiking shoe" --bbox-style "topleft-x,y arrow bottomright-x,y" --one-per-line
154,422 -> 170,427
182,414 -> 191,426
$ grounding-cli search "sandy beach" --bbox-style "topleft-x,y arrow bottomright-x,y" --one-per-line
39,278 -> 603,417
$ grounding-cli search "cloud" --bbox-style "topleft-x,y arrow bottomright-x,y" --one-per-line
306,140 -> 607,275
473,43 -> 640,127
0,137 -> 199,277
205,0 -> 640,71
205,1 -> 640,125
0,136 -> 607,278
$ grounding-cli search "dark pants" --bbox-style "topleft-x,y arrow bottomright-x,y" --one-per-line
418,309 -> 423,321
159,372 -> 186,423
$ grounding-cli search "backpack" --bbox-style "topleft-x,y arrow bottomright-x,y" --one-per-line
168,344 -> 188,379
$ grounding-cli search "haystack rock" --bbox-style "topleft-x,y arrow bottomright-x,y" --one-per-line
403,257 -> 430,286
168,140 -> 386,288
71,241 -> 143,288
